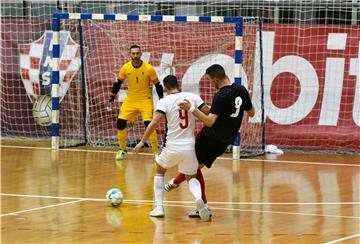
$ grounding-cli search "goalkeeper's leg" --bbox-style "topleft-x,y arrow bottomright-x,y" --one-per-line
149,131 -> 159,155
116,119 -> 128,160
144,120 -> 159,155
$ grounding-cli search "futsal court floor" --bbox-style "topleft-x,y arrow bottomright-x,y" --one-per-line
1,140 -> 359,243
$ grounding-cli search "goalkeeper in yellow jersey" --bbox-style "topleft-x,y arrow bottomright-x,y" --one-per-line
109,45 -> 163,160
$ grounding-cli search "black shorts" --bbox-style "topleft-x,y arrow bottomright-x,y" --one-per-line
195,133 -> 228,168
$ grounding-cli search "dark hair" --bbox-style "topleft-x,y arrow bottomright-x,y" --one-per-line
206,64 -> 226,80
130,44 -> 141,50
163,75 -> 179,90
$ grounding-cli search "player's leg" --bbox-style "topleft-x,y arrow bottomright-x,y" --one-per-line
196,166 -> 207,203
188,165 -> 212,218
180,150 -> 210,221
151,163 -> 167,217
165,166 -> 205,193
185,174 -> 210,222
150,145 -> 177,217
188,135 -> 228,218
165,131 -> 207,190
164,174 -> 182,192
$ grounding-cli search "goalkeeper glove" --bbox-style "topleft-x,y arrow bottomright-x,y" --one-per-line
109,95 -> 115,103
155,82 -> 164,99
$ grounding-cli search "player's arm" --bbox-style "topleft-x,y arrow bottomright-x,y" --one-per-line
192,110 -> 218,127
241,85 -> 255,118
179,100 -> 217,127
133,112 -> 164,153
199,104 -> 210,115
194,94 -> 210,115
246,107 -> 255,117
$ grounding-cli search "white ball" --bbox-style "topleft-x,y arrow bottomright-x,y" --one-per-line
106,188 -> 123,206
32,95 -> 52,126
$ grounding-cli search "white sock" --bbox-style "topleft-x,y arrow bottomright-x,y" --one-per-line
188,178 -> 202,200
154,175 -> 164,207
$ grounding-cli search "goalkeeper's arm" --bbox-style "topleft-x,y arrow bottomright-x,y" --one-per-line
109,79 -> 123,103
154,81 -> 164,99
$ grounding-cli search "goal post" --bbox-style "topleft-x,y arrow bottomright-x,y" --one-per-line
51,12 -> 265,158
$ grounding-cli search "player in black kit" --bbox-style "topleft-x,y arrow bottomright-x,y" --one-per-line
166,64 -> 255,217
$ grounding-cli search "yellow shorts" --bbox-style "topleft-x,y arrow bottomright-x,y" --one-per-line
118,97 -> 154,122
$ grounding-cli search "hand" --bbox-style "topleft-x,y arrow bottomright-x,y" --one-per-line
109,95 -> 115,103
178,99 -> 191,111
133,141 -> 145,154
106,103 -> 112,112
107,95 -> 116,112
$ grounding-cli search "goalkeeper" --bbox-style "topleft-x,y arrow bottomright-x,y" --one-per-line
109,45 -> 163,160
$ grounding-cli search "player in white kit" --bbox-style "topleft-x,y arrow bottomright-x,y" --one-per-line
133,75 -> 210,221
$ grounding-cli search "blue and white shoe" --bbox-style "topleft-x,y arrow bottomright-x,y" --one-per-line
188,207 -> 212,218
150,206 -> 165,217
196,199 -> 210,222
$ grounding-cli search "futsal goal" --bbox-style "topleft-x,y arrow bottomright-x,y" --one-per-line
50,13 -> 264,158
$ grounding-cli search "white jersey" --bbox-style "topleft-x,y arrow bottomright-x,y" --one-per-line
155,92 -> 204,149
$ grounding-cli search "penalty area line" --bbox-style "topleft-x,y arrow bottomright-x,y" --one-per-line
323,233 -> 360,244
1,199 -> 83,217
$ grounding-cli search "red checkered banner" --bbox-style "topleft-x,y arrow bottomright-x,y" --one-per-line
1,19 -> 359,152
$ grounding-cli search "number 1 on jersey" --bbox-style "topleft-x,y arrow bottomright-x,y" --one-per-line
179,109 -> 189,129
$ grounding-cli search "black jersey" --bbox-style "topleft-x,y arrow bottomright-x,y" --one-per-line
201,83 -> 253,144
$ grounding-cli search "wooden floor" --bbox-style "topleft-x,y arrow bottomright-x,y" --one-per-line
1,141 -> 360,243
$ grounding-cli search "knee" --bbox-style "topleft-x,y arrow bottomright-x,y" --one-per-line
185,174 -> 197,182
155,163 -> 167,174
117,119 -> 127,130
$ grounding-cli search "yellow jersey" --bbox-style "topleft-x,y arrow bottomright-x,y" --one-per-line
118,60 -> 158,100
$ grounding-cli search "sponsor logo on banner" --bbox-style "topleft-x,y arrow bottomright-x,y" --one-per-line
18,31 -> 81,103
147,28 -> 359,128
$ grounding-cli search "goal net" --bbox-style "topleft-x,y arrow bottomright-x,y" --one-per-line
51,14 -> 265,157
2,1 -> 357,154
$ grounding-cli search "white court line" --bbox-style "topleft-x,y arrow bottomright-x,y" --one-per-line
139,202 -> 360,219
1,145 -> 359,167
208,201 -> 360,205
1,193 -> 106,202
244,158 -> 360,167
324,233 -> 360,244
210,206 -> 360,220
117,201 -> 360,219
1,199 -> 83,217
2,193 -> 359,205
2,193 -> 359,219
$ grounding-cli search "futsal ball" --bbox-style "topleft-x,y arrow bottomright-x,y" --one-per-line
106,188 -> 124,206
32,95 -> 52,126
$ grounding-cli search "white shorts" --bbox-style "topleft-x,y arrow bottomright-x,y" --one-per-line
155,145 -> 198,175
